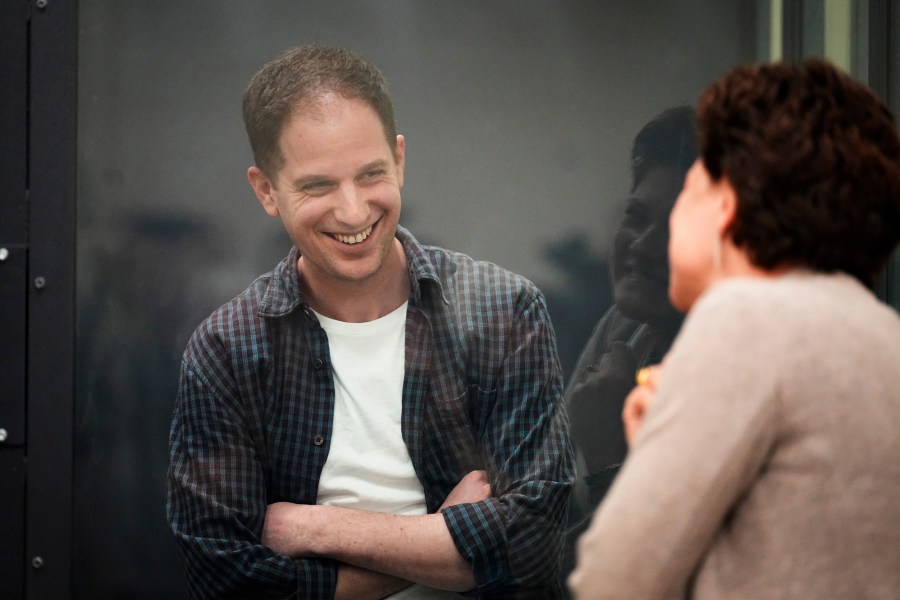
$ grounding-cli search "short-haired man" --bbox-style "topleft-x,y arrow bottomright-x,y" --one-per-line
167,44 -> 574,599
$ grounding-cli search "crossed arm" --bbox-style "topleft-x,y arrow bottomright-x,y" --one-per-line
262,470 -> 491,599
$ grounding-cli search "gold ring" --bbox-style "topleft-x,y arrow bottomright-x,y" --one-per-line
635,367 -> 652,386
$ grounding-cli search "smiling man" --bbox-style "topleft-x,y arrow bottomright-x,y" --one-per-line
166,45 -> 574,599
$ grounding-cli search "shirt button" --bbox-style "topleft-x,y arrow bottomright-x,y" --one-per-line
313,358 -> 324,370
313,435 -> 325,446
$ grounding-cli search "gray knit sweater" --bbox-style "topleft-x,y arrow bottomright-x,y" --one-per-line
570,271 -> 900,599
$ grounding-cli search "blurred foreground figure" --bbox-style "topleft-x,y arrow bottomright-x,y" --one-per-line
167,44 -> 573,599
570,59 -> 900,599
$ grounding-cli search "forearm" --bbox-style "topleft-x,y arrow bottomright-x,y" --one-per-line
320,508 -> 474,591
269,504 -> 475,591
335,564 -> 411,600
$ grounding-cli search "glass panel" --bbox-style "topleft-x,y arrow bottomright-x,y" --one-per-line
75,1 -> 759,597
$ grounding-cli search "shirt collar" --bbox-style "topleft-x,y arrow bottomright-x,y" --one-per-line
258,225 -> 449,319
397,225 -> 451,307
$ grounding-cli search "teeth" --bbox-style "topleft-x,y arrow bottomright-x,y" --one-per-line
335,225 -> 373,245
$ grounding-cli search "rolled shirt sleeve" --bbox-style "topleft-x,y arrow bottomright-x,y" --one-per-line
440,288 -> 575,594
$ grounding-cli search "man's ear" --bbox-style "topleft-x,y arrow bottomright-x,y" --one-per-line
394,134 -> 406,188
247,166 -> 280,217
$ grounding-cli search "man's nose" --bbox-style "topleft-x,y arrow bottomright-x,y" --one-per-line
333,183 -> 369,226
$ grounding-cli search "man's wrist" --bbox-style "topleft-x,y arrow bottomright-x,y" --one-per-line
302,504 -> 327,556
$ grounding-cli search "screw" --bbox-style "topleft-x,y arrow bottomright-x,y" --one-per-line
34,276 -> 46,289
0,248 -> 8,261
32,556 -> 44,569
0,429 -> 7,443
36,0 -> 48,9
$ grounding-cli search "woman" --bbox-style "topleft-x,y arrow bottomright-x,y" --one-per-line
569,59 -> 900,599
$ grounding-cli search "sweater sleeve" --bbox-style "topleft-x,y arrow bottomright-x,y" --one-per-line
569,284 -> 780,599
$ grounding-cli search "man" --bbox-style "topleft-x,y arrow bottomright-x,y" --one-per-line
167,44 -> 573,599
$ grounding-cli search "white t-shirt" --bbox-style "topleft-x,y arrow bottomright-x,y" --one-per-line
313,303 -> 460,599
314,301 -> 425,514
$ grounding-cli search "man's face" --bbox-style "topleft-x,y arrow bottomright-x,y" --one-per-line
250,94 -> 404,290
610,166 -> 684,324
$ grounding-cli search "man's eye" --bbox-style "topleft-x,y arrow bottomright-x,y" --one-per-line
303,182 -> 332,194
361,170 -> 384,181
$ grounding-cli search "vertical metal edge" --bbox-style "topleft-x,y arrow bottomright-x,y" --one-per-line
0,449 -> 26,600
0,0 -> 28,242
26,0 -> 77,597
866,0 -> 889,96
889,1 -> 898,309
782,0 -> 805,62
1,1 -> 30,595
866,0 -> 891,303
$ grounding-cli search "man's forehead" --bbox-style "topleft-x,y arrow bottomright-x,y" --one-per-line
280,95 -> 393,144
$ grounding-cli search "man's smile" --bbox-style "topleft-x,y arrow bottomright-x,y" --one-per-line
330,221 -> 376,245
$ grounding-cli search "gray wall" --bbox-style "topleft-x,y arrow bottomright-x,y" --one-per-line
74,2 -> 756,597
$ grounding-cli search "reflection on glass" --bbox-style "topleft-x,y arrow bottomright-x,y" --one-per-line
73,2 -> 758,597
560,107 -> 697,588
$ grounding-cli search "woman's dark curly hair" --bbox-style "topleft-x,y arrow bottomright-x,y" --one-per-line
697,58 -> 900,285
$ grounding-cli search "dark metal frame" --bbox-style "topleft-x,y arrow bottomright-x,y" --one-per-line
0,0 -> 77,597
0,2 -> 30,597
27,0 -> 77,594
0,1 -> 895,598
781,0 -> 897,306
781,0 -> 806,62
865,0 -> 896,304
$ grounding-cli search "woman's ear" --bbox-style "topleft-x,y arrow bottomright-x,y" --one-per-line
716,176 -> 738,236
247,166 -> 280,218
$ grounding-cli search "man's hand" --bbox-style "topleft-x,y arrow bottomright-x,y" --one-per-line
262,502 -> 311,557
439,470 -> 492,512
622,364 -> 661,446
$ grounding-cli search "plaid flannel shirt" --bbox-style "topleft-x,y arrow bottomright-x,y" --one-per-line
167,226 -> 575,598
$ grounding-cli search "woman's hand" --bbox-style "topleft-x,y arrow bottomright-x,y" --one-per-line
622,364 -> 662,446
